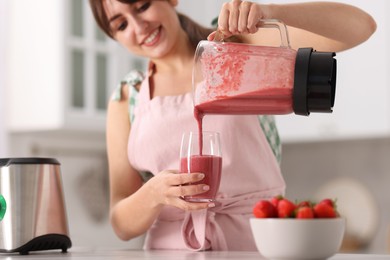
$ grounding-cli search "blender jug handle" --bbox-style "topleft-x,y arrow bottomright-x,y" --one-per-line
256,19 -> 291,48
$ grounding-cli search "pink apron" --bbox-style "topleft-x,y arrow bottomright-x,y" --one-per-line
127,68 -> 286,251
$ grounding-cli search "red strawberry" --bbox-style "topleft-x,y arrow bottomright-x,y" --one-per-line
296,206 -> 314,219
297,200 -> 312,208
277,199 -> 296,218
253,200 -> 277,218
313,202 -> 337,218
319,198 -> 335,208
270,195 -> 284,208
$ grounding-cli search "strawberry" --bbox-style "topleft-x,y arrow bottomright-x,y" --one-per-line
297,200 -> 312,208
313,202 -> 337,218
296,206 -> 314,219
253,200 -> 277,218
318,198 -> 335,208
270,195 -> 283,208
277,198 -> 296,218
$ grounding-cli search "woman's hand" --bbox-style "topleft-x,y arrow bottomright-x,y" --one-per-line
145,170 -> 215,211
208,0 -> 269,41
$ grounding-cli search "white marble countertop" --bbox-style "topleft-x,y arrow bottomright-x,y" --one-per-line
2,248 -> 390,259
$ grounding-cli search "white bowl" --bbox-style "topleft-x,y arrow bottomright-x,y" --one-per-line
250,218 -> 345,260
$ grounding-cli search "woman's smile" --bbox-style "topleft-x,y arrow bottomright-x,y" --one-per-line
142,26 -> 162,47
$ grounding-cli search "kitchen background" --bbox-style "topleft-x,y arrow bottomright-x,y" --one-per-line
0,0 -> 389,254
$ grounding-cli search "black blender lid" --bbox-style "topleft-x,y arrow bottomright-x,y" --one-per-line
293,48 -> 337,116
0,157 -> 60,167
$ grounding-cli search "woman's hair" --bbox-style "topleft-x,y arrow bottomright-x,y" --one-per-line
88,0 -> 217,50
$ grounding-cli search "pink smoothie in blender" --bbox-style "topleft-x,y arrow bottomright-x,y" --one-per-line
194,43 -> 296,116
193,20 -> 336,119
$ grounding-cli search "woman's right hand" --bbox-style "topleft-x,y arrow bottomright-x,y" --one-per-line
144,170 -> 215,211
208,0 -> 269,41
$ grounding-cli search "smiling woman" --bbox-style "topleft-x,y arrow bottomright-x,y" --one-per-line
88,0 -> 376,251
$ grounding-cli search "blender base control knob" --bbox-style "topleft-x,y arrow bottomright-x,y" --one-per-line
0,195 -> 6,221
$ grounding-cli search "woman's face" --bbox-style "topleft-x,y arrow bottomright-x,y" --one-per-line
103,0 -> 182,58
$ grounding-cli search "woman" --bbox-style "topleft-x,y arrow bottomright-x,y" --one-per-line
89,0 -> 376,251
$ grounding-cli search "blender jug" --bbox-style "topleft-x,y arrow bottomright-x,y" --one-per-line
192,19 -> 336,116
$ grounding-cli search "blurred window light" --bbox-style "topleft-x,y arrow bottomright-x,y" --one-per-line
71,49 -> 85,108
71,0 -> 84,37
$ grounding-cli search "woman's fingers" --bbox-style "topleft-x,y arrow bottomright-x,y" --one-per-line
247,3 -> 261,33
238,1 -> 251,33
152,170 -> 215,211
165,171 -> 205,186
218,0 -> 264,36
167,183 -> 210,198
228,0 -> 241,34
207,31 -> 217,41
218,3 -> 231,37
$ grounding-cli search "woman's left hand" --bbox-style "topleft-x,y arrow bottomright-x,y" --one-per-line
208,0 -> 269,41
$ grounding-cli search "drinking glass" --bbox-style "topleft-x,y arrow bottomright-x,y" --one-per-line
180,131 -> 222,203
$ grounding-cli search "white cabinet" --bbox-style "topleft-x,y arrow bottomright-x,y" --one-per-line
6,0 -> 141,133
274,0 -> 390,142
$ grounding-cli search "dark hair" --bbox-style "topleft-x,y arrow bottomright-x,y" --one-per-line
88,0 -> 216,50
